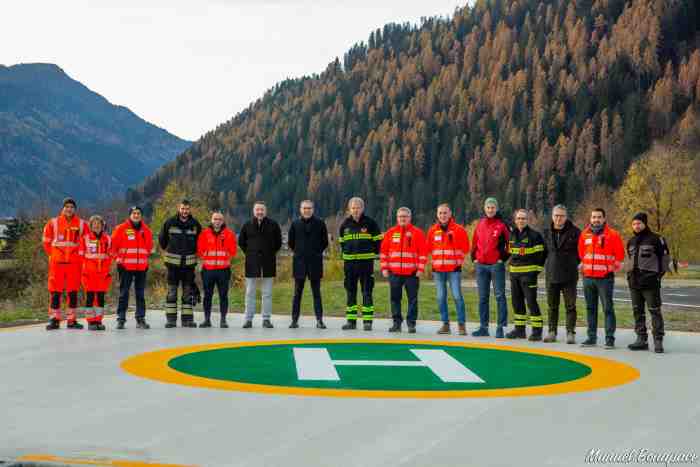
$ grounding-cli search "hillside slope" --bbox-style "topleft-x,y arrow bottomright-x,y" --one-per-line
134,0 -> 700,227
0,63 -> 191,215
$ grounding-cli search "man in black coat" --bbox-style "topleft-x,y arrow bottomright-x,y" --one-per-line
625,212 -> 670,353
287,200 -> 329,329
543,205 -> 581,344
239,201 -> 282,328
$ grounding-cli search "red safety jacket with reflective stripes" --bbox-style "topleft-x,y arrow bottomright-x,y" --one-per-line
197,226 -> 237,270
43,215 -> 86,264
578,224 -> 625,278
79,231 -> 112,275
426,219 -> 470,272
110,220 -> 153,271
380,224 -> 427,275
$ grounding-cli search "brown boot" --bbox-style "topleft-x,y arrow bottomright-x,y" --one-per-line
543,331 -> 557,343
458,323 -> 467,335
437,323 -> 451,334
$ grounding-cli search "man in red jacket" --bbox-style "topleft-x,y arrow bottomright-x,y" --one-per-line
111,206 -> 153,330
196,211 -> 237,328
578,208 -> 625,349
43,197 -> 86,330
380,207 -> 427,333
470,197 -> 510,338
426,204 -> 470,335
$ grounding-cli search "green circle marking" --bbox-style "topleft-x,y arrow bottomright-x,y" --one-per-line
168,342 -> 591,391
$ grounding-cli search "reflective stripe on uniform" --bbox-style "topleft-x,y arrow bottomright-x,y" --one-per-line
84,253 -> 109,260
509,244 -> 545,255
509,264 -> 544,273
343,252 -> 377,261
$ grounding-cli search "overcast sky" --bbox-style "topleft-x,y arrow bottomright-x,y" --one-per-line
1,0 -> 466,141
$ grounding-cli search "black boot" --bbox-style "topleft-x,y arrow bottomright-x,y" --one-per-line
46,319 -> 60,331
220,317 -> 229,328
165,313 -> 177,328
66,321 -> 84,330
654,338 -> 664,354
628,335 -> 649,351
506,326 -> 526,339
262,319 -> 274,329
528,328 -> 543,342
116,319 -> 126,330
182,314 -> 197,328
316,320 -> 326,329
341,320 -> 357,330
363,321 -> 373,331
199,317 -> 212,328
136,319 -> 150,329
388,322 -> 402,333
94,322 -> 106,331
407,323 -> 416,334
289,320 -> 299,329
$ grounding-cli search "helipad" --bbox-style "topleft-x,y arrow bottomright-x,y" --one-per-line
2,313 -> 698,467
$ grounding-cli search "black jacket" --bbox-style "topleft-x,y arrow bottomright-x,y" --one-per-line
544,220 -> 581,284
239,217 -> 282,278
626,227 -> 670,289
338,214 -> 382,262
508,225 -> 547,275
288,216 -> 329,280
159,215 -> 202,267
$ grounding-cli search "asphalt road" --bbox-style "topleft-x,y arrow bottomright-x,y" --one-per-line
466,283 -> 700,310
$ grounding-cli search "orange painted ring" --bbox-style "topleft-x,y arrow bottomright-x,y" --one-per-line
121,339 -> 640,399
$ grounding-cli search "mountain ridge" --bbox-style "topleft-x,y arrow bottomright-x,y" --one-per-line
129,0 -> 698,227
0,62 -> 191,216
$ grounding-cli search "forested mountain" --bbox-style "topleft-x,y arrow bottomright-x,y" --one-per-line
133,0 -> 700,227
0,63 -> 190,216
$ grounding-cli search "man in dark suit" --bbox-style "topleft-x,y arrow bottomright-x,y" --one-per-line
287,200 -> 329,329
238,201 -> 282,328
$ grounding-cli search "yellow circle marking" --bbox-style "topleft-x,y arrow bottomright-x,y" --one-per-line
121,339 -> 640,399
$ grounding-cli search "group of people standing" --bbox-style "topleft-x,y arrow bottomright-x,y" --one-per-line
42,194 -> 670,352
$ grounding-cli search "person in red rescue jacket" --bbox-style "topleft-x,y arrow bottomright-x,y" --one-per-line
79,215 -> 112,331
43,197 -> 86,330
578,208 -> 625,349
111,206 -> 153,330
426,204 -> 470,335
380,207 -> 427,333
470,197 -> 510,338
196,211 -> 237,328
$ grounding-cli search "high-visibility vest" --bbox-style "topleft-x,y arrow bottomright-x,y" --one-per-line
111,220 -> 153,271
426,220 -> 470,272
79,231 -> 112,275
197,226 -> 237,270
380,224 -> 427,275
578,224 -> 625,278
42,215 -> 86,264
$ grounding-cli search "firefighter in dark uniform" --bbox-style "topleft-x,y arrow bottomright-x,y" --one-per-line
506,209 -> 548,341
626,212 -> 670,353
159,199 -> 202,328
339,197 -> 383,331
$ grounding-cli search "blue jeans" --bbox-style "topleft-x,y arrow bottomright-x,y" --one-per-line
583,275 -> 616,341
434,271 -> 466,324
475,262 -> 508,329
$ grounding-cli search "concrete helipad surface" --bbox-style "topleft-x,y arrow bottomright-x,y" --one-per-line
2,312 -> 699,467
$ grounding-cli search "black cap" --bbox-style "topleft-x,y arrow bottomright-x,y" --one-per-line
62,197 -> 77,208
632,212 -> 648,225
129,205 -> 142,215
